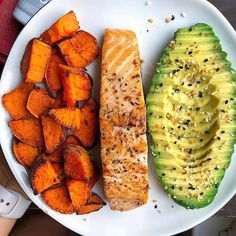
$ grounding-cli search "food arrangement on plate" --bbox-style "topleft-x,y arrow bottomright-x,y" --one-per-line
1,3 -> 236,220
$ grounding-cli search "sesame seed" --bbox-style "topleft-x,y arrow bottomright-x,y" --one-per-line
180,12 -> 186,17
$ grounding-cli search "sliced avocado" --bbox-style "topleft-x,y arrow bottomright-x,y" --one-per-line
147,23 -> 236,209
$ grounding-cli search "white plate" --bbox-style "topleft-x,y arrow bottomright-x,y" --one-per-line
0,0 -> 236,235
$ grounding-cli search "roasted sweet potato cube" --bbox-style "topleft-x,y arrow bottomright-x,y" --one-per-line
21,39 -> 52,83
13,140 -> 39,168
31,158 -> 61,194
42,186 -> 73,214
45,49 -> 66,93
9,118 -> 44,147
58,30 -> 99,68
41,11 -> 80,45
51,90 -> 64,109
27,88 -> 55,118
66,179 -> 91,211
2,82 -> 34,120
64,145 -> 95,181
73,98 -> 99,147
41,116 -> 66,153
46,149 -> 64,162
59,65 -> 92,107
89,193 -> 106,205
77,203 -> 103,215
49,108 -> 82,129
64,135 -> 80,146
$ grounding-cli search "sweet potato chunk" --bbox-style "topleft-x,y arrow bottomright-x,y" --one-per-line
9,118 -> 44,147
73,98 -> 99,147
42,186 -> 73,214
41,116 -> 66,153
51,162 -> 64,177
27,88 -> 55,118
49,108 -> 81,129
31,158 -> 61,194
58,30 -> 99,68
45,49 -> 66,93
41,11 -> 80,45
64,135 -> 80,146
13,140 -> 39,168
64,145 -> 95,181
51,90 -> 64,109
46,149 -> 63,162
2,82 -> 34,120
67,179 -> 91,211
77,203 -> 103,215
21,39 -> 52,83
59,65 -> 92,107
89,193 -> 106,205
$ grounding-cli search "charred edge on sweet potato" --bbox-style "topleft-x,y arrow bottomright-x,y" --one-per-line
45,49 -> 66,93
41,11 -> 80,45
59,64 -> 92,107
66,179 -> 91,212
41,115 -> 66,153
49,108 -> 82,130
31,157 -> 61,194
27,88 -> 55,118
64,144 -> 96,181
41,185 -> 73,214
73,97 -> 99,147
2,82 -> 34,120
13,139 -> 39,168
9,118 -> 44,147
58,30 -> 99,68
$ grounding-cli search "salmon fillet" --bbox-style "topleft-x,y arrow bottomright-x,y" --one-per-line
100,29 -> 148,211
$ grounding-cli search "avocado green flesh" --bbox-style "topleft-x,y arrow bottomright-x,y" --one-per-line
147,23 -> 236,209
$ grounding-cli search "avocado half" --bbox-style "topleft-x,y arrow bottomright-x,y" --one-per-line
147,23 -> 236,209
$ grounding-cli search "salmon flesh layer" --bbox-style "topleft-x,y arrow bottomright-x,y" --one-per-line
100,29 -> 148,211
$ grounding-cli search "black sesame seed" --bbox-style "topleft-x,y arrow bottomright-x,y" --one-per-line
159,83 -> 163,87
204,59 -> 208,62
196,107 -> 200,111
188,83 -> 193,87
188,148 -> 193,154
200,138 -> 203,142
171,185 -> 175,189
200,192 -> 204,196
154,205 -> 158,209
188,51 -> 193,55
171,15 -> 175,21
225,100 -> 229,104
215,68 -> 220,72
198,91 -> 203,98
221,109 -> 225,113
197,80 -> 201,84
221,131 -> 225,134
217,136 -> 221,140
174,141 -> 177,144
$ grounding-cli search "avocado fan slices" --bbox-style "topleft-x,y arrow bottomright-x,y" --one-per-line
147,23 -> 236,209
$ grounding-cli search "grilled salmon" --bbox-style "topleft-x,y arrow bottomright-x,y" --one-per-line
100,29 -> 148,211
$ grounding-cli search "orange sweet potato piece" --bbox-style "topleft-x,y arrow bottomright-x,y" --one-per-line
64,135 -> 80,146
31,158 -> 61,194
64,145 -> 95,181
9,118 -> 44,147
51,162 -> 64,177
51,90 -> 64,109
59,65 -> 92,107
89,193 -> 106,205
58,30 -> 99,68
49,108 -> 81,129
42,186 -> 73,214
27,88 -> 55,118
77,203 -> 103,215
73,98 -> 99,147
41,116 -> 66,153
2,82 -> 34,120
46,149 -> 64,162
13,139 -> 39,168
21,39 -> 52,83
45,49 -> 66,93
41,11 -> 80,45
66,179 -> 91,211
